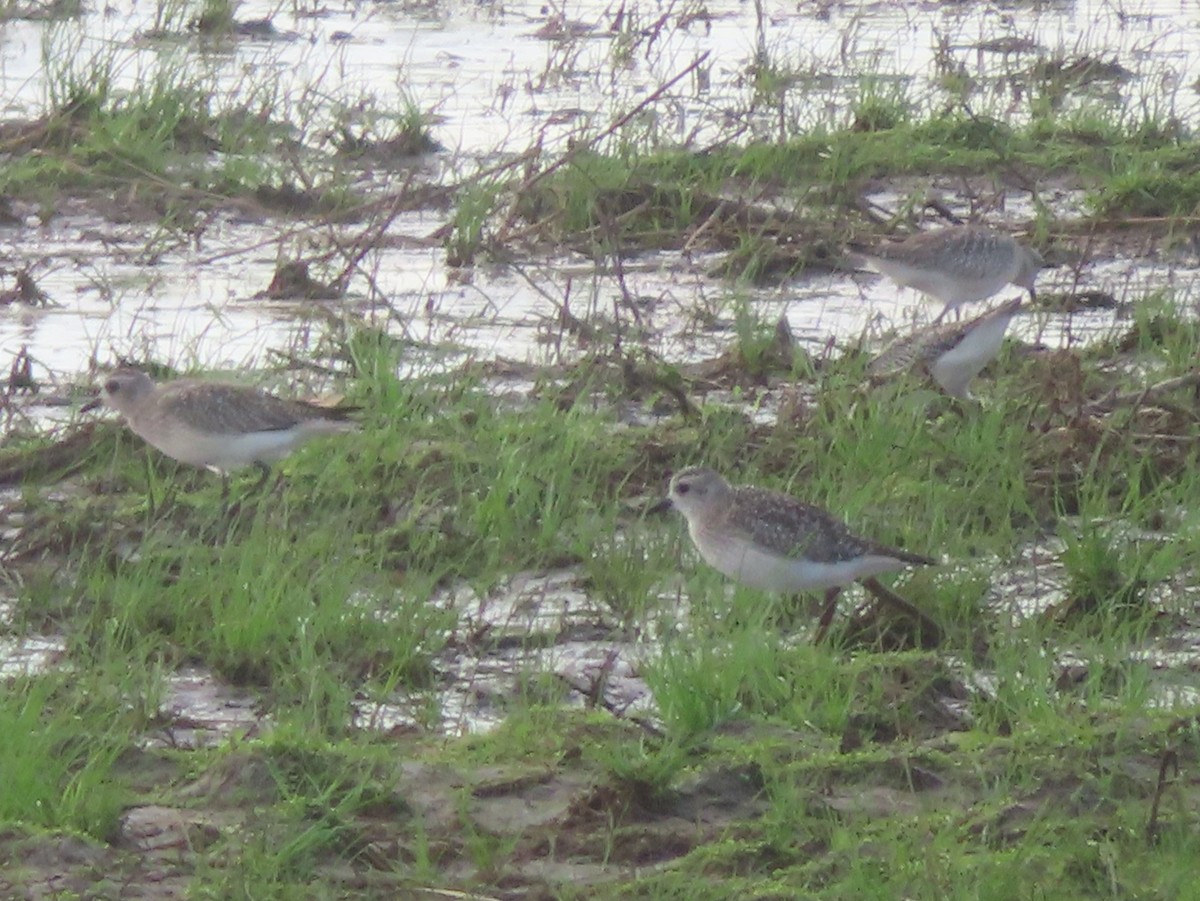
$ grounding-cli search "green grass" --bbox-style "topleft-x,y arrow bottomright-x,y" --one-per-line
1,305 -> 1199,896
5,5 -> 1200,894
0,31 -> 438,219
0,674 -> 134,835
488,98 -> 1200,279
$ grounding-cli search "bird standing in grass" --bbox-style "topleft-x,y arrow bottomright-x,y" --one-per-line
86,368 -> 358,493
653,467 -> 940,641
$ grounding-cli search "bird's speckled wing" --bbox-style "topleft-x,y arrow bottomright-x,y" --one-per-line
870,228 -> 1016,280
157,382 -> 341,434
722,486 -> 935,566
723,486 -> 875,563
868,323 -> 958,377
869,296 -> 1023,377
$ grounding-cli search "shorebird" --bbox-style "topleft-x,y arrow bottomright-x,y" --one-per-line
653,467 -> 939,640
849,225 -> 1043,322
869,297 -> 1023,399
85,368 -> 358,491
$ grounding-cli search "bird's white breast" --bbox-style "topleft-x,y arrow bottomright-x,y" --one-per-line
131,420 -> 338,472
930,310 -> 1015,398
689,523 -> 907,593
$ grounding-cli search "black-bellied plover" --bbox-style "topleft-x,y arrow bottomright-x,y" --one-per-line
654,467 -> 938,640
850,225 -> 1043,322
869,296 -> 1023,399
86,368 -> 358,490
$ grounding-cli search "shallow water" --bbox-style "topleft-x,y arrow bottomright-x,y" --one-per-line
355,568 -> 655,736
5,532 -> 1198,739
0,0 -> 1198,392
3,0 -> 1200,734
143,665 -> 267,749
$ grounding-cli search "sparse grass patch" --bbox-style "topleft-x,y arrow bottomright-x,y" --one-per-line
495,98 -> 1200,277
849,77 -> 912,132
74,508 -> 444,699
1089,153 -> 1200,218
331,94 -> 440,162
1057,520 -> 1176,627
0,35 -> 378,219
445,180 -> 505,266
189,0 -> 236,35
0,674 -> 133,837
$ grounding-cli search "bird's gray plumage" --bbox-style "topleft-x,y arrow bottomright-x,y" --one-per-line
152,380 -> 354,434
719,485 -> 933,566
849,225 -> 1043,323
850,226 -> 1043,289
667,467 -> 933,567
92,368 -> 358,479
868,297 -> 1023,397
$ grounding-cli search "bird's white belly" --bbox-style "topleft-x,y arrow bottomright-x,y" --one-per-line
690,528 -> 905,593
877,260 -> 1012,306
137,424 -> 306,472
930,311 -> 1015,398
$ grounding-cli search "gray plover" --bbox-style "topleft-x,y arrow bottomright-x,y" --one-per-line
86,368 -> 358,489
868,296 -> 1023,399
654,467 -> 937,639
849,225 -> 1043,322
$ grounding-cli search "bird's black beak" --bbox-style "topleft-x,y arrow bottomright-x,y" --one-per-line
645,496 -> 674,516
80,396 -> 102,414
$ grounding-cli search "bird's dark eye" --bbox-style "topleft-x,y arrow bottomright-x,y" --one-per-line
676,482 -> 690,495
104,379 -> 120,394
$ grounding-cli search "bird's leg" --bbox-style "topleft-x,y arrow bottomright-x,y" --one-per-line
250,461 -> 272,493
218,470 -> 244,520
813,586 -> 842,644
225,464 -> 275,518
141,453 -> 160,524
932,307 -> 948,325
860,576 -> 943,644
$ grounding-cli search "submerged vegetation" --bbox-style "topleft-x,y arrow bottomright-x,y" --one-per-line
2,0 -> 1200,896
